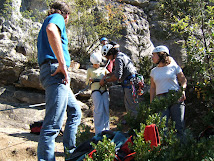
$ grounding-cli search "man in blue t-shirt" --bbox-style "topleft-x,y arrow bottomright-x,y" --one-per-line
37,2 -> 81,161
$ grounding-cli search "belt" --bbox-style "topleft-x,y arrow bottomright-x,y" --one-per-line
122,74 -> 136,86
157,92 -> 168,96
126,74 -> 136,80
40,59 -> 58,66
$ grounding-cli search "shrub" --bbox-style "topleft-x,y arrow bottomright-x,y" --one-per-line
85,135 -> 116,161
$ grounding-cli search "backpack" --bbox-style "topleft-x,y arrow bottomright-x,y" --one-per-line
86,131 -> 132,161
144,124 -> 160,149
30,121 -> 63,136
114,124 -> 160,161
30,121 -> 43,135
68,139 -> 94,161
115,135 -> 136,161
68,130 -> 127,161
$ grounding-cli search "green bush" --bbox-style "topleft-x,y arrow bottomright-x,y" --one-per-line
130,96 -> 214,161
76,123 -> 92,146
85,135 -> 116,161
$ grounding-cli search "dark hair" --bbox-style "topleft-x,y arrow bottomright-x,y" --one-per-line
48,1 -> 70,16
157,52 -> 170,64
106,47 -> 119,56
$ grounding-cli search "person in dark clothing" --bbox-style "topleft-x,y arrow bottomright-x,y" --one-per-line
100,44 -> 139,116
100,37 -> 119,73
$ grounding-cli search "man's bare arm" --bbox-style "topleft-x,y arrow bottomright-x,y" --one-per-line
46,23 -> 69,84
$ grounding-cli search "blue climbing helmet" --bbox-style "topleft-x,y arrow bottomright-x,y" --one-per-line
100,37 -> 108,43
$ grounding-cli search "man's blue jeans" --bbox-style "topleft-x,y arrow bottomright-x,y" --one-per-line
37,63 -> 82,161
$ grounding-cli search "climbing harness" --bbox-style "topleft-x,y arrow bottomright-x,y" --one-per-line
90,78 -> 108,95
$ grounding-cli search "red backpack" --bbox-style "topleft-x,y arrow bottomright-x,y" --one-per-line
144,124 -> 160,149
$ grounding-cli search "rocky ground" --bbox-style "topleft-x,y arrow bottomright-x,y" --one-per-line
0,101 -> 126,161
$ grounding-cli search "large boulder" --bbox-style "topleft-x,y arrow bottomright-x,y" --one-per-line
0,43 -> 27,84
17,68 -> 43,90
120,4 -> 154,63
69,68 -> 91,99
14,90 -> 45,104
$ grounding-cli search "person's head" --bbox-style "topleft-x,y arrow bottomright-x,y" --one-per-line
100,37 -> 108,45
48,1 -> 70,24
101,44 -> 119,60
90,52 -> 102,68
152,45 -> 170,65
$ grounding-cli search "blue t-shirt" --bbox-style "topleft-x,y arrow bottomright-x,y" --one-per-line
37,13 -> 71,67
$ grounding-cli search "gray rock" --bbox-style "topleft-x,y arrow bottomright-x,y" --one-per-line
109,85 -> 125,111
14,90 -> 45,104
18,68 -> 43,90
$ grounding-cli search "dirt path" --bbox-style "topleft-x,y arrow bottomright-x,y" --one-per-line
0,129 -> 56,161
0,102 -> 126,161
0,127 -> 64,161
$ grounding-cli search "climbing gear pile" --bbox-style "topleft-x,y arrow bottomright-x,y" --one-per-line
130,74 -> 144,103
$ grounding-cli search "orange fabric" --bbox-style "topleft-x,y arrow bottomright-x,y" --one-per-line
144,124 -> 160,149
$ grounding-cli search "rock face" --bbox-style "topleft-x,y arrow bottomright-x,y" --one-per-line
0,0 -> 186,110
120,4 -> 154,63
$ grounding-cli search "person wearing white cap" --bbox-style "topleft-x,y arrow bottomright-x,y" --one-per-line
86,52 -> 110,135
150,45 -> 187,141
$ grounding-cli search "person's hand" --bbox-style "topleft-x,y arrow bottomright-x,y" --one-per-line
179,91 -> 186,102
100,78 -> 105,86
89,78 -> 93,83
51,64 -> 69,85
